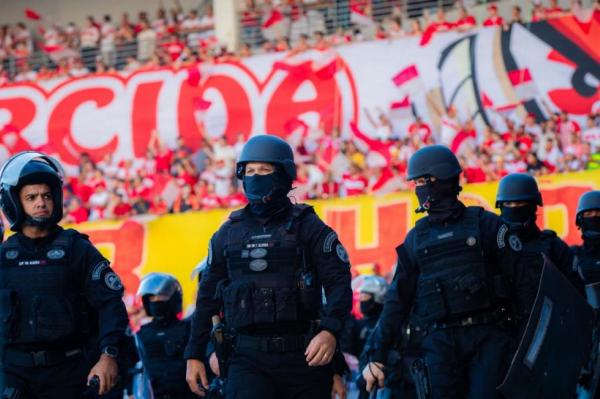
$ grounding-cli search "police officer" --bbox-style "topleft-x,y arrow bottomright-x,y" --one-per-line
342,275 -> 387,359
135,272 -> 195,399
495,173 -> 582,324
0,151 -> 128,398
362,145 -> 514,398
573,191 -> 600,306
184,135 -> 352,398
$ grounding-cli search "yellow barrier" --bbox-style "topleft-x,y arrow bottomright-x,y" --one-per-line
69,170 -> 600,308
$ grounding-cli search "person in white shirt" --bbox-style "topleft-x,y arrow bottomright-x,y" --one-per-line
100,15 -> 116,67
137,21 -> 157,62
582,114 -> 600,153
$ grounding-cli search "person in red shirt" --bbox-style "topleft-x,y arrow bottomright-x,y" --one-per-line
341,163 -> 369,196
408,117 -> 432,143
483,4 -> 505,27
110,192 -> 133,218
161,34 -> 185,62
544,0 -> 565,19
455,6 -> 477,31
64,197 -> 89,223
425,7 -> 454,33
149,195 -> 168,215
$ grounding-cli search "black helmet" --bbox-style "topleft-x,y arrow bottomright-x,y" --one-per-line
137,272 -> 183,316
495,173 -> 542,208
0,151 -> 64,231
407,145 -> 462,181
235,135 -> 296,180
576,190 -> 600,226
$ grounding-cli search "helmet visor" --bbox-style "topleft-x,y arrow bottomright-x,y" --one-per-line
0,151 -> 65,188
137,273 -> 179,298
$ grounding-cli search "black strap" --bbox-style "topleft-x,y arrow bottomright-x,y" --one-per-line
3,347 -> 83,367
234,334 -> 308,353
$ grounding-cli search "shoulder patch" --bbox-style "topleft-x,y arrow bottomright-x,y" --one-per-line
92,260 -> 110,280
336,243 -> 350,263
5,250 -> 18,260
497,224 -> 508,249
508,234 -> 522,252
323,231 -> 337,253
104,271 -> 123,291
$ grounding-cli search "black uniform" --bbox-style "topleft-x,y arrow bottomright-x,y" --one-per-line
0,226 -> 129,399
368,205 -> 514,398
502,225 -> 581,325
184,203 -> 352,399
136,318 -> 195,399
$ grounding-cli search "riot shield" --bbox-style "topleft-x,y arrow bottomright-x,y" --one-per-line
498,256 -> 594,398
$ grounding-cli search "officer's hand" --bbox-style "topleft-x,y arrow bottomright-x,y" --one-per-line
361,362 -> 385,392
209,351 -> 220,376
332,373 -> 347,399
305,330 -> 336,366
87,354 -> 118,395
186,359 -> 209,396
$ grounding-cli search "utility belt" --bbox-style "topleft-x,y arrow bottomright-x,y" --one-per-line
3,346 -> 84,367
233,333 -> 311,353
428,307 -> 512,334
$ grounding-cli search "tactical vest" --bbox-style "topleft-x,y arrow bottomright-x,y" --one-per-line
221,205 -> 318,331
0,229 -> 91,344
136,319 -> 190,395
510,230 -> 555,320
573,245 -> 600,309
413,207 -> 495,325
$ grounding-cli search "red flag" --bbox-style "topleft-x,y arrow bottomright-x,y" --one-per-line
389,96 -> 412,119
392,64 -> 419,87
349,122 -> 392,166
481,92 -> 494,108
494,102 -> 521,117
507,68 -> 538,100
262,8 -> 283,29
450,129 -> 476,154
350,5 -> 374,26
24,8 -> 41,21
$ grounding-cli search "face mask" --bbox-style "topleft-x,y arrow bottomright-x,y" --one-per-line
243,174 -> 276,204
580,217 -> 600,240
501,205 -> 536,231
147,301 -> 171,319
360,298 -> 382,317
415,178 -> 462,221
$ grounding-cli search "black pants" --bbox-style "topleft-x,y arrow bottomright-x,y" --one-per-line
421,325 -> 512,399
225,346 -> 333,399
1,355 -> 88,399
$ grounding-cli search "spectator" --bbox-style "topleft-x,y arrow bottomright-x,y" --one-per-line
341,163 -> 369,196
387,17 -> 405,39
137,21 -> 157,62
100,14 -> 116,67
64,197 -> 89,224
80,16 -> 100,71
545,0 -> 565,18
510,5 -> 524,25
110,191 -> 133,218
171,183 -> 200,212
455,7 -> 477,31
407,19 -> 423,36
582,114 -> 600,152
483,4 -> 505,27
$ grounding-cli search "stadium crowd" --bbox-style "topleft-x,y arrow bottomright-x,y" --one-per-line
0,0 -> 597,223
0,0 -> 597,84
59,109 -> 600,224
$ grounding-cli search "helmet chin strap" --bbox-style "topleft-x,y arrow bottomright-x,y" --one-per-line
23,215 -> 53,229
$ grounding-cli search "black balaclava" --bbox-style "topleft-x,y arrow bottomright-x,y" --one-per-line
580,216 -> 600,250
415,177 -> 464,222
243,166 -> 292,217
144,295 -> 179,324
500,203 -> 538,233
360,297 -> 383,318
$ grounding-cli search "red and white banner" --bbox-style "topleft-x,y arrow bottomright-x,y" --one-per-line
0,15 -> 597,168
